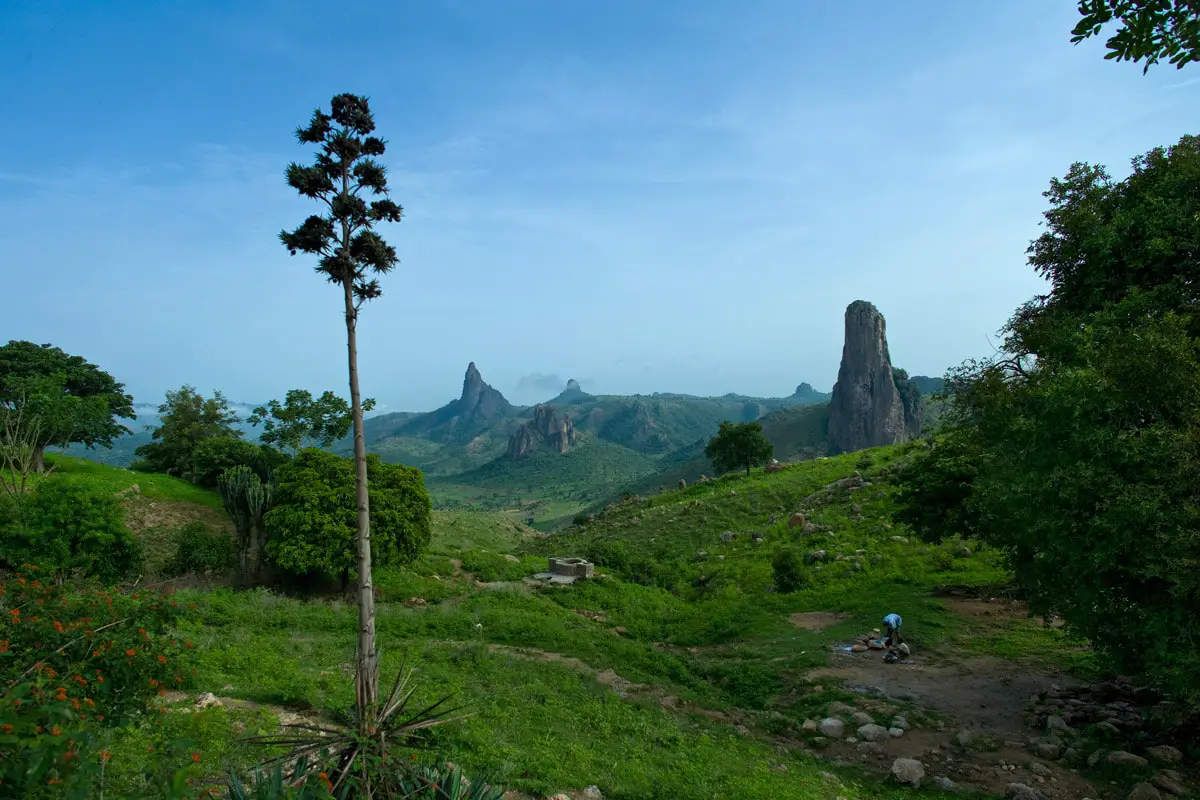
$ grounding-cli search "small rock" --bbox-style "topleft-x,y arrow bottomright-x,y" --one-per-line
890,717 -> 910,731
788,512 -> 806,528
1095,721 -> 1121,736
720,531 -> 736,542
582,787 -> 604,800
1107,751 -> 1149,768
1006,784 -> 1047,800
802,719 -> 819,733
819,718 -> 845,739
193,692 -> 222,710
888,727 -> 905,738
808,549 -> 828,563
504,554 -> 520,562
1033,741 -> 1062,760
932,776 -> 956,791
852,711 -> 874,726
1028,762 -> 1052,777
1145,745 -> 1182,764
827,701 -> 855,717
1088,750 -> 1105,768
956,729 -> 975,748
850,503 -> 863,514
1128,783 -> 1162,800
891,535 -> 909,543
858,724 -> 890,742
810,736 -> 829,748
891,758 -> 925,788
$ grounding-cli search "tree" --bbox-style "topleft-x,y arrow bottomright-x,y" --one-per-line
704,420 -> 774,476
191,437 -> 287,489
134,385 -> 243,481
249,389 -> 375,455
218,465 -> 275,584
893,136 -> 1200,701
280,93 -> 403,722
264,449 -> 430,591
0,341 -> 136,472
1072,0 -> 1200,72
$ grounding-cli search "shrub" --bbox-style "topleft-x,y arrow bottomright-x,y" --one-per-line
264,449 -> 432,588
0,478 -> 142,585
167,521 -> 235,576
191,438 -> 287,489
771,547 -> 805,593
0,565 -> 194,794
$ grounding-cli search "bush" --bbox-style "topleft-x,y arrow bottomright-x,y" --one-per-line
264,449 -> 432,587
167,521 -> 235,576
0,565 -> 195,795
0,478 -> 143,584
191,438 -> 287,489
771,547 -> 805,593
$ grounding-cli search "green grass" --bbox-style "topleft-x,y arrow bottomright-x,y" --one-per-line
71,443 -> 1091,798
42,453 -> 224,508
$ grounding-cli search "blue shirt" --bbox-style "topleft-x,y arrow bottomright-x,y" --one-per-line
883,613 -> 902,631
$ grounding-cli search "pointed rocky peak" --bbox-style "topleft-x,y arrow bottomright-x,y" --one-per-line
457,362 -> 511,423
826,300 -> 911,454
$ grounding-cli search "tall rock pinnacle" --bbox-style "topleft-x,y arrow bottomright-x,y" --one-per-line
826,300 -> 911,454
456,362 -> 511,423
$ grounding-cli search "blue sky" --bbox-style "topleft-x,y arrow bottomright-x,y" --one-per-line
1,1 -> 1196,412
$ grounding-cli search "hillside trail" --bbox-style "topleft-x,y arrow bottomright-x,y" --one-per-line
794,596 -> 1099,799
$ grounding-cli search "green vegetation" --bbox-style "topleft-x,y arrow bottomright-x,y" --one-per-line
1072,0 -> 1200,71
249,390 -> 375,455
133,386 -> 247,481
893,134 -> 1200,703
0,340 -> 137,472
704,420 -> 774,476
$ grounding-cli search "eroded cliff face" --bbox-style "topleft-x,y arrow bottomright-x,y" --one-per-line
826,300 -> 911,454
459,362 -> 511,424
506,404 -> 576,459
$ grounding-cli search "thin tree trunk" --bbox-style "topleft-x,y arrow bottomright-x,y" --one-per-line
344,280 -> 378,731
32,444 -> 45,473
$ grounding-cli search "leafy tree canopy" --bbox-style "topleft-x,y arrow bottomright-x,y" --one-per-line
0,341 -> 135,469
704,420 -> 774,476
893,135 -> 1200,701
134,385 -> 243,481
1072,0 -> 1200,72
249,389 -> 375,455
264,448 -> 431,587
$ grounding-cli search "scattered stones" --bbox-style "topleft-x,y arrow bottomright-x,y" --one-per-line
801,719 -> 819,733
403,597 -> 427,608
1028,762 -> 1052,777
932,776 -> 956,791
890,535 -> 909,544
890,758 -> 925,788
1145,745 -> 1182,765
850,503 -> 863,515
1032,741 -> 1062,760
858,724 -> 890,742
851,712 -> 874,726
720,531 -> 736,543
955,730 -> 975,748
890,716 -> 910,731
808,550 -> 828,563
1096,721 -> 1121,736
582,787 -> 604,800
888,727 -> 906,738
788,512 -> 806,528
1107,751 -> 1149,768
503,554 -> 520,563
819,718 -> 845,739
1128,783 -> 1162,800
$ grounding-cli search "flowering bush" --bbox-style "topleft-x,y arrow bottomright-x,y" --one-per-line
0,564 -> 195,797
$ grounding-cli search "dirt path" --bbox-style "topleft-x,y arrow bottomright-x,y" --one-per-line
799,598 -> 1099,799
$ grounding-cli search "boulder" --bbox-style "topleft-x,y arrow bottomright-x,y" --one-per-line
788,512 -> 806,528
819,718 -> 845,739
1150,773 -> 1187,796
1006,784 -> 1047,800
1107,751 -> 1149,768
890,758 -> 925,788
801,719 -> 819,733
827,701 -> 855,717
858,724 -> 890,742
1128,783 -> 1162,800
1145,745 -> 1182,765
851,711 -> 873,726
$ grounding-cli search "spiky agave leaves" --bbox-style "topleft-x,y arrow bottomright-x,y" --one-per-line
237,663 -> 474,796
396,763 -> 508,800
226,754 -> 331,800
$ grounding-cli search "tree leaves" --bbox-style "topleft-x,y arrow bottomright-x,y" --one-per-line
1072,0 -> 1200,72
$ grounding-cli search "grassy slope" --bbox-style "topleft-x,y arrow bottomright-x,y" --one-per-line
111,445 -> 1094,799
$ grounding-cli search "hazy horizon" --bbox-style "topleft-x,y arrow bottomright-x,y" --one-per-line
2,0 -> 1196,410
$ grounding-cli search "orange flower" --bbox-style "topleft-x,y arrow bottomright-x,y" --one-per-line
0,640 -> 7,653
158,654 -> 167,663
149,679 -> 158,687
53,621 -> 64,633
191,752 -> 201,763
100,750 -> 111,762
1,723 -> 12,734
36,726 -> 44,733
51,727 -> 61,736
125,649 -> 136,657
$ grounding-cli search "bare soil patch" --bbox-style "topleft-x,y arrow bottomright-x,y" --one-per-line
789,611 -> 850,631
